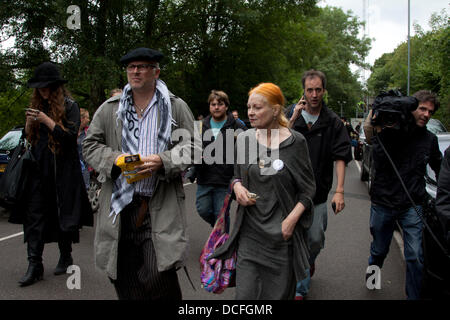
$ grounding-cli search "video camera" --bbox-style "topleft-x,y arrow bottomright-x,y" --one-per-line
370,89 -> 418,132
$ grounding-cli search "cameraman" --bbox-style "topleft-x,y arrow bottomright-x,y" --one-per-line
363,90 -> 442,300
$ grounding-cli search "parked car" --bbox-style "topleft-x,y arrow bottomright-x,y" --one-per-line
354,126 -> 364,161
422,133 -> 450,299
359,126 -> 373,190
87,171 -> 101,213
426,118 -> 448,135
0,126 -> 23,179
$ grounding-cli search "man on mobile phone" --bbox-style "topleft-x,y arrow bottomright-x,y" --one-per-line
287,70 -> 352,300
83,48 -> 195,300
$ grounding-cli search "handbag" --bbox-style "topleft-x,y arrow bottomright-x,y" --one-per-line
199,184 -> 236,294
0,137 -> 35,207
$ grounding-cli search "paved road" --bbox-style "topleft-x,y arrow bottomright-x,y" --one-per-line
0,159 -> 406,300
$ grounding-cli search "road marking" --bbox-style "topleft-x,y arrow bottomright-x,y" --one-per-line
0,232 -> 23,242
354,159 -> 362,173
1,183 -> 195,242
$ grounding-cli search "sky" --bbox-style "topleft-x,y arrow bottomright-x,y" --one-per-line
319,0 -> 449,68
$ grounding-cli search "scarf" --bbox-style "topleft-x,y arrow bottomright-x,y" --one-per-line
109,80 -> 175,224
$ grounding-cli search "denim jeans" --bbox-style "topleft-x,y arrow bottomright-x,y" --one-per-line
296,202 -> 328,297
195,184 -> 229,230
368,203 -> 424,300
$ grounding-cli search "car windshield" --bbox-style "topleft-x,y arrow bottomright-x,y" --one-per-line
359,127 -> 366,138
0,129 -> 22,152
426,134 -> 450,185
426,119 -> 447,135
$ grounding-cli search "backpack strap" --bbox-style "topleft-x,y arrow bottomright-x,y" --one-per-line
287,103 -> 296,119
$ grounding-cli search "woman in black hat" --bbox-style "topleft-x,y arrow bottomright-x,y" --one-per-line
16,62 -> 93,287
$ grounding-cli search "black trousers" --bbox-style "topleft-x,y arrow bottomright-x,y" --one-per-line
111,197 -> 182,300
24,170 -> 75,263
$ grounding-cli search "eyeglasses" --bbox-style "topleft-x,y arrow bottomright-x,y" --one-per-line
126,64 -> 157,73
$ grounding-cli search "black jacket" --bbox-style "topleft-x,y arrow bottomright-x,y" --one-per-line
9,98 -> 93,232
436,146 -> 450,246
370,126 -> 442,210
196,112 -> 247,187
290,104 -> 352,204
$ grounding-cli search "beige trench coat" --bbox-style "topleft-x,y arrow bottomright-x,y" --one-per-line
82,93 -> 195,280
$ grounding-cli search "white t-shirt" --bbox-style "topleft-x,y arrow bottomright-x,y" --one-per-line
301,110 -> 319,127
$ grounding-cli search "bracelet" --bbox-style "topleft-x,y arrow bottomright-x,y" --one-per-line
229,179 -> 242,194
335,191 -> 344,194
231,179 -> 242,187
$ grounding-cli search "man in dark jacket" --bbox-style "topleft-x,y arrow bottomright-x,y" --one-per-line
436,146 -> 450,247
195,90 -> 247,228
364,90 -> 442,300
288,70 -> 352,299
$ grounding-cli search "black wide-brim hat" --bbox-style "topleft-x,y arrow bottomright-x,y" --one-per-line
27,62 -> 68,88
119,47 -> 164,65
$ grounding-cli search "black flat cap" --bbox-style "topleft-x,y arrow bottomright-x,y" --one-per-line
119,47 -> 164,65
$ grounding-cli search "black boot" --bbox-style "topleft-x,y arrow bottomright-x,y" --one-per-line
19,241 -> 44,287
19,261 -> 44,287
54,237 -> 73,275
54,254 -> 73,275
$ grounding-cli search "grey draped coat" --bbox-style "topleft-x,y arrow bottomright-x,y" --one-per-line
210,128 -> 316,281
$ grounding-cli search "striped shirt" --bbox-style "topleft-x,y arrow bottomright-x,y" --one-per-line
135,93 -> 158,197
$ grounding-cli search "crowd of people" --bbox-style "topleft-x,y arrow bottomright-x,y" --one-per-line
10,47 -> 449,301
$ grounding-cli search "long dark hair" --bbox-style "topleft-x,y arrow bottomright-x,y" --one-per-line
27,85 -> 71,153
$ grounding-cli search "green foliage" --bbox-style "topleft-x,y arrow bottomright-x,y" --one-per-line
308,6 -> 370,117
0,0 -> 370,133
368,10 -> 449,129
0,89 -> 31,137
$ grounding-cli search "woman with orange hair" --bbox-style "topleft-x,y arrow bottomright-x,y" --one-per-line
210,83 -> 316,299
12,62 -> 93,287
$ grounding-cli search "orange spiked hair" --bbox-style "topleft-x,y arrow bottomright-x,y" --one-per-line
249,83 -> 289,127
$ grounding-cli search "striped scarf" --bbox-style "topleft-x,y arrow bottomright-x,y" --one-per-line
110,80 -> 175,224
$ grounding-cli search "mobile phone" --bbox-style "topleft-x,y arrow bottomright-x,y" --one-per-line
247,192 -> 259,200
25,108 -> 40,113
331,202 -> 336,213
300,95 -> 306,105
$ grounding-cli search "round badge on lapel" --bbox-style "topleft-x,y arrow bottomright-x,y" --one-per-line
272,159 -> 284,171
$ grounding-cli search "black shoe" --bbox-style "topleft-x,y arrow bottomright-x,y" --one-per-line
18,262 -> 44,287
54,254 -> 73,275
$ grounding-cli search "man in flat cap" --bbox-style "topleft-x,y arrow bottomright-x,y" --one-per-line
83,47 -> 195,300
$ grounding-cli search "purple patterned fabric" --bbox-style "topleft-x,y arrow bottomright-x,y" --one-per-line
199,189 -> 236,293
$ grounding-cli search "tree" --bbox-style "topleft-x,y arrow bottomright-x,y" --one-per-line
302,6 -> 371,118
367,10 -> 449,129
0,0 -> 371,136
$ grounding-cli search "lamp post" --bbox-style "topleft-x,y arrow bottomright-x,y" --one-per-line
337,100 -> 346,118
407,0 -> 411,95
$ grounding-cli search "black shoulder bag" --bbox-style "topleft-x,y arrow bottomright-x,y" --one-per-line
0,137 -> 35,207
